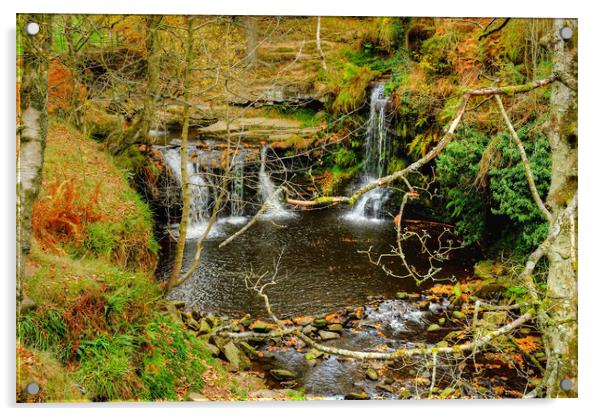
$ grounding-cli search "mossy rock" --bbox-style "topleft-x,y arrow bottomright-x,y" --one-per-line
365,368 -> 379,381
270,368 -> 296,381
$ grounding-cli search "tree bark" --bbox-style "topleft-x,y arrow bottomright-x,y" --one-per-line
17,14 -> 52,306
243,16 -> 258,68
166,17 -> 194,292
541,18 -> 578,398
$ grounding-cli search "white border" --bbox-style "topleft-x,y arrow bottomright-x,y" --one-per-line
2,1 -> 601,415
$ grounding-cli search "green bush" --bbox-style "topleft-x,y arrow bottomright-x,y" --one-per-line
436,122 -> 551,257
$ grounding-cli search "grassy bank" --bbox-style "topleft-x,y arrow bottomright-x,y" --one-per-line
17,120 -> 269,402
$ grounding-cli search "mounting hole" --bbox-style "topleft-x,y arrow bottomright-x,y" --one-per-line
26,22 -> 40,36
560,378 -> 573,391
25,382 -> 40,395
559,26 -> 573,40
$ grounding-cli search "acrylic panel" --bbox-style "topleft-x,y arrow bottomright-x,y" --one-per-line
16,14 -> 578,402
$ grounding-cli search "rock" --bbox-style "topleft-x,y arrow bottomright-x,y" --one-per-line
223,341 -> 242,371
250,320 -> 271,333
239,314 -> 253,328
306,359 -> 318,367
365,368 -> 379,381
293,316 -> 313,326
191,310 -> 202,321
239,341 -> 257,358
327,324 -> 343,332
188,392 -> 209,401
377,384 -> 396,394
436,341 -> 449,348
395,291 -> 409,299
302,325 -> 317,335
318,330 -> 340,341
313,318 -> 328,328
438,317 -> 446,325
209,335 -> 226,351
440,387 -> 456,399
270,368 -> 296,381
257,351 -> 276,362
427,324 -> 441,332
384,377 -> 395,385
345,391 -> 369,400
398,389 -> 413,399
198,319 -> 212,335
304,348 -> 324,360
452,311 -> 467,319
204,342 -> 220,357
444,330 -> 461,341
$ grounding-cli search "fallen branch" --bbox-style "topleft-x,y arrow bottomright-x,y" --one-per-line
295,311 -> 533,360
495,93 -> 553,223
219,188 -> 284,249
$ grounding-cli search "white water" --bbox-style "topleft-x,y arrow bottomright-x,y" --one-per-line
162,147 -> 221,238
345,84 -> 392,222
259,145 -> 295,219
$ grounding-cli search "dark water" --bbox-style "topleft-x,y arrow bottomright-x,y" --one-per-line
161,208 -> 474,319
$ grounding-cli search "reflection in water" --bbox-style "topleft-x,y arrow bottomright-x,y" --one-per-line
162,209 -> 473,318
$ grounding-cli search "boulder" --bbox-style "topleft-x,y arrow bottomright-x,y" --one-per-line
293,316 -> 314,326
313,318 -> 328,328
318,330 -> 340,341
452,311 -> 467,320
304,348 -> 324,360
250,320 -> 271,333
222,341 -> 251,371
302,325 -> 317,335
365,368 -> 379,381
345,391 -> 369,400
239,341 -> 257,358
269,368 -> 296,381
198,319 -> 212,335
427,324 -> 441,332
188,392 -> 209,401
327,324 -> 343,332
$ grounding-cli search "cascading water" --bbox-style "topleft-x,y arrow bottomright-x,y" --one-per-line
230,154 -> 245,217
345,83 -> 392,221
162,147 -> 217,238
259,145 -> 294,218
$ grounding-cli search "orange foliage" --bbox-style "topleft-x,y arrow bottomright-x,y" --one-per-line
513,336 -> 541,353
32,179 -> 104,255
48,60 -> 86,114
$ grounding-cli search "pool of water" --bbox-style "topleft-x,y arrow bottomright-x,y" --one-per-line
160,208 -> 475,319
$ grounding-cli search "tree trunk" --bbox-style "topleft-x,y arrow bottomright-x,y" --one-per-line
243,16 -> 258,68
166,17 -> 194,292
17,14 -> 51,305
108,15 -> 162,154
542,18 -> 578,398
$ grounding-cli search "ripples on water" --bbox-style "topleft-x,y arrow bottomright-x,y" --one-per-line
161,208 -> 473,319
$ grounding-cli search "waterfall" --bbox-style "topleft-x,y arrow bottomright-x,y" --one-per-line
162,147 -> 218,238
258,145 -> 294,218
345,83 -> 392,222
230,155 -> 245,218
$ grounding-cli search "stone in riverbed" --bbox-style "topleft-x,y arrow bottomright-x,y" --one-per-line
313,318 -> 328,328
250,320 -> 271,333
377,383 -> 396,394
198,319 -> 212,335
318,330 -> 340,341
270,368 -> 296,381
395,291 -> 409,299
427,323 -> 441,332
345,391 -> 369,400
304,348 -> 324,360
293,316 -> 314,326
365,368 -> 379,381
302,325 -> 317,335
452,310 -> 467,319
327,323 -> 343,332
223,341 -> 251,372
239,341 -> 257,358
239,314 -> 253,328
171,300 -> 186,310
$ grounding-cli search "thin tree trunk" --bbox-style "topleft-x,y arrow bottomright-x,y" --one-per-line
166,17 -> 194,292
316,17 -> 327,70
17,14 -> 52,308
243,16 -> 258,68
